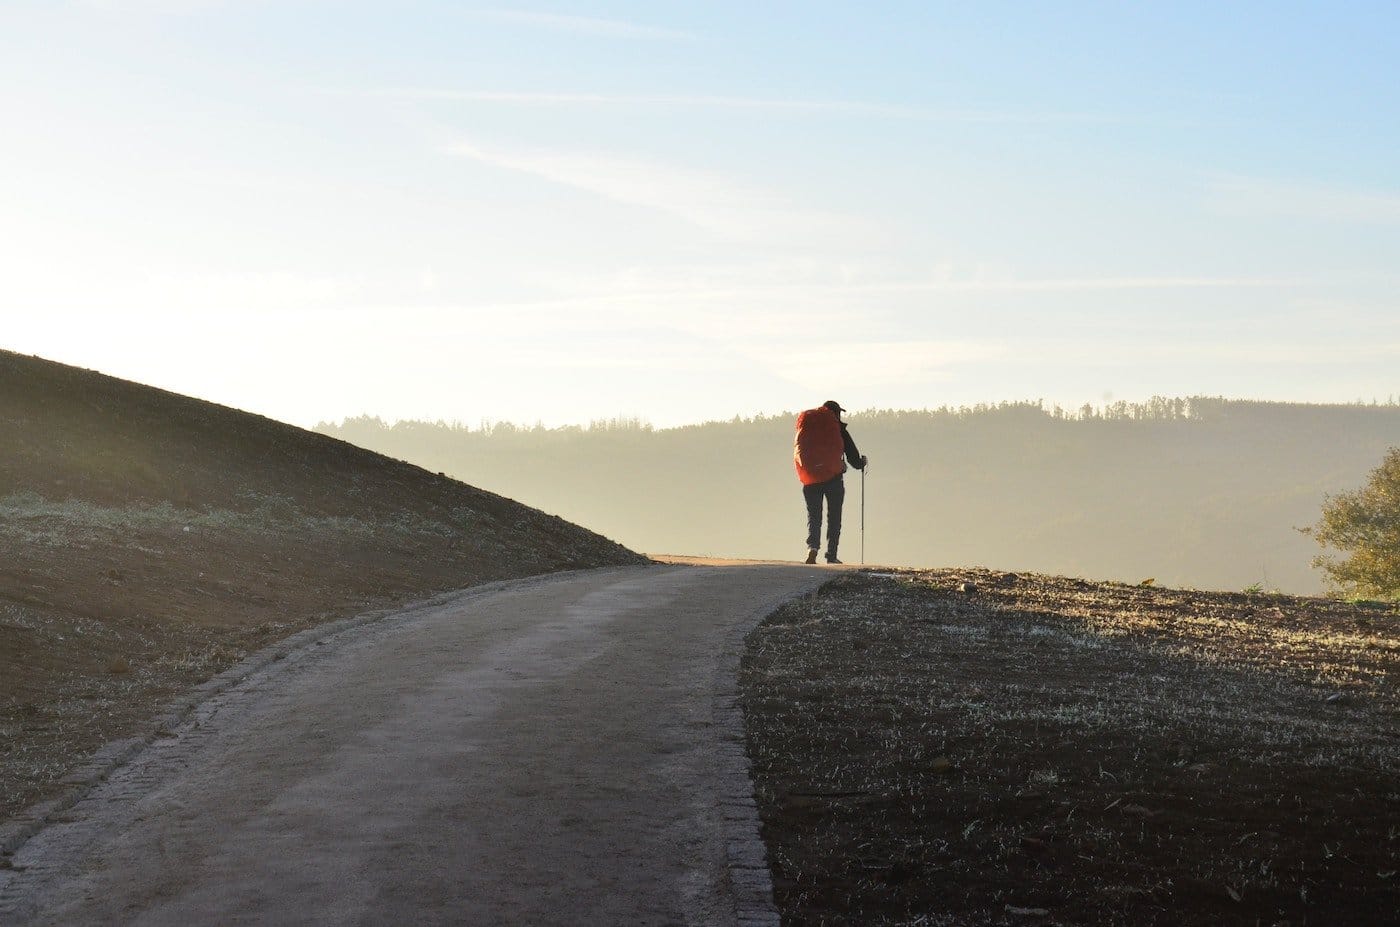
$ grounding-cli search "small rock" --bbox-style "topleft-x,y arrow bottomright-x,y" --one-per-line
1121,803 -> 1156,819
930,756 -> 954,774
957,581 -> 977,594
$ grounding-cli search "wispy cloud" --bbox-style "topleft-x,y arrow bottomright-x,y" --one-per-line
468,9 -> 693,40
767,335 -> 1400,398
476,275 -> 1293,307
852,276 -> 1291,293
758,340 -> 1007,391
1003,339 -> 1400,367
1209,175 -> 1400,224
445,140 -> 856,241
77,0 -> 236,11
377,88 -> 1115,123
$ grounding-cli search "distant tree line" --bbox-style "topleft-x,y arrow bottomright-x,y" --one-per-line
317,397 -> 1400,595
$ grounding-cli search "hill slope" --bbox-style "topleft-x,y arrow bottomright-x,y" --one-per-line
0,349 -> 645,821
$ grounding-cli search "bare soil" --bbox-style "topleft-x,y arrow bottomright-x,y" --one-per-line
0,350 -> 645,824
741,569 -> 1399,926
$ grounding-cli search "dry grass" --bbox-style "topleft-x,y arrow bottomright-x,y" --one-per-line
0,491 -> 478,548
1,351 -> 644,827
741,569 -> 1399,926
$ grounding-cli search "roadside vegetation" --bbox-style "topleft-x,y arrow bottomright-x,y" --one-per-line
1308,447 -> 1400,602
741,570 -> 1399,926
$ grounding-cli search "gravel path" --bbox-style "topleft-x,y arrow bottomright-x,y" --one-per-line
0,564 -> 824,926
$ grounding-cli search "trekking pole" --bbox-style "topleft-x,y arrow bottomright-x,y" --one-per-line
860,465 -> 866,565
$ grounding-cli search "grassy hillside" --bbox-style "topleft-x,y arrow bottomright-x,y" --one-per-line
317,400 -> 1400,595
0,349 -> 645,821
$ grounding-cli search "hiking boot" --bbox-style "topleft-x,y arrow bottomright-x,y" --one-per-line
804,548 -> 819,565
825,554 -> 842,564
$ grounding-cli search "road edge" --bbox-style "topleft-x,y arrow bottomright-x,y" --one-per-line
712,591 -> 791,926
0,567 -> 620,862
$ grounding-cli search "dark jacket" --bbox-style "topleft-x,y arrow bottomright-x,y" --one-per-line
840,423 -> 865,471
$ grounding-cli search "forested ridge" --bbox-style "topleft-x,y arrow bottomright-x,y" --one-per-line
318,398 -> 1400,594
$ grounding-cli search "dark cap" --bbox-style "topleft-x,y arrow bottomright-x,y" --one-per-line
822,400 -> 845,414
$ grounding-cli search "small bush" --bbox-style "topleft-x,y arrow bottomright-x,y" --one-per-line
1308,447 -> 1400,602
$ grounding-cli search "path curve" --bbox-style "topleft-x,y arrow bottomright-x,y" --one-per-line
0,564 -> 826,926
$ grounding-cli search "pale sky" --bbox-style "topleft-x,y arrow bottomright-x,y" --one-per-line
3,1 -> 1398,427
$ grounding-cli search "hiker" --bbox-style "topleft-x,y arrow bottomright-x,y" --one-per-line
793,400 -> 867,564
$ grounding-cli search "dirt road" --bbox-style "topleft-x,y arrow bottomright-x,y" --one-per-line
0,564 -> 825,926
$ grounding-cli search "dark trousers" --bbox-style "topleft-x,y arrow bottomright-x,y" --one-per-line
803,475 -> 845,555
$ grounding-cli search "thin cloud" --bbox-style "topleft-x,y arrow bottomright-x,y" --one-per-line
468,9 -> 693,40
378,88 -> 1116,123
857,276 -> 1291,292
1209,175 -> 1400,225
1006,339 -> 1400,367
760,341 -> 1007,391
77,0 -> 236,10
371,276 -> 1297,336
1139,341 -> 1400,365
446,140 -> 856,241
769,336 -> 1400,395
473,276 -> 1293,307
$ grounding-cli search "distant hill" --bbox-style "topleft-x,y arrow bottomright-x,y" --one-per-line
0,349 -> 644,821
317,398 -> 1400,595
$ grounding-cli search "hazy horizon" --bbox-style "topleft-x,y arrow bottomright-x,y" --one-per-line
314,393 -> 1400,433
7,342 -> 1398,594
317,397 -> 1400,596
4,2 -> 1398,429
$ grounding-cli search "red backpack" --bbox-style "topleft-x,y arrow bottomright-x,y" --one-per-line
794,407 -> 845,485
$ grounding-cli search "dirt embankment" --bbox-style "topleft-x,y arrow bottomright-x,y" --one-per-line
0,350 -> 646,823
742,569 -> 1398,926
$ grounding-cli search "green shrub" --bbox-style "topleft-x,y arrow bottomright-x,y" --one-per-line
1308,448 -> 1400,601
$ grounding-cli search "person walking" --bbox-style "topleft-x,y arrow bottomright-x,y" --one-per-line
793,400 -> 867,564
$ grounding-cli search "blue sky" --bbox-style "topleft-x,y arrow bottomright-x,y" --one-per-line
3,1 -> 1398,426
